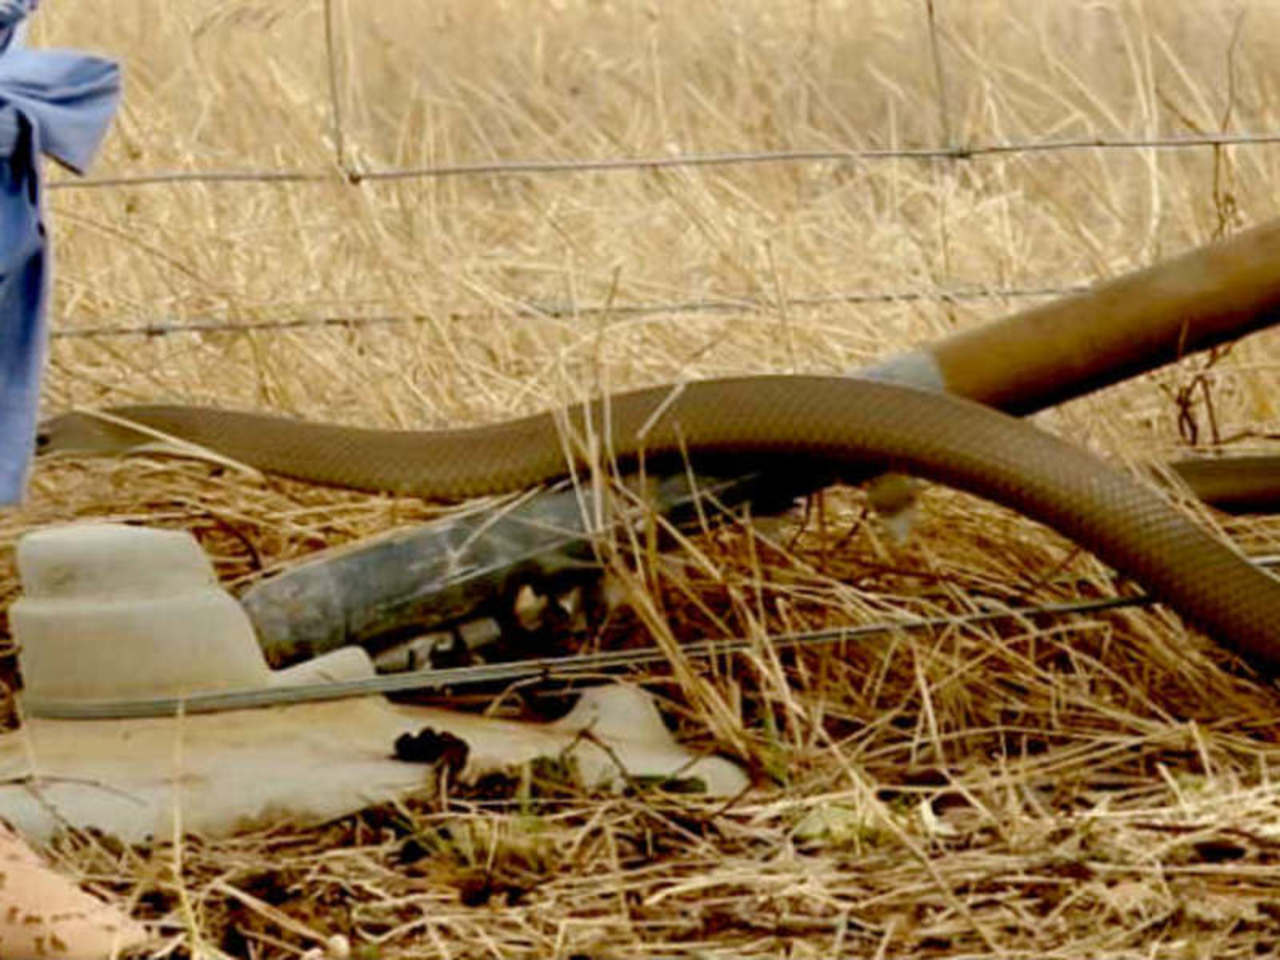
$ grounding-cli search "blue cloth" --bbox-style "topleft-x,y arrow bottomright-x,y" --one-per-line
0,4 -> 118,502
0,2 -> 36,55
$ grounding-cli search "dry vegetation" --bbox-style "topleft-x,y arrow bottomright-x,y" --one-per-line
5,0 -> 1280,956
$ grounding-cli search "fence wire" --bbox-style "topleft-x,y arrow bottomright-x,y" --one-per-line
47,131 -> 1280,192
53,284 -> 1093,340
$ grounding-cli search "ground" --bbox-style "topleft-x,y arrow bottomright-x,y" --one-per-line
4,1 -> 1280,956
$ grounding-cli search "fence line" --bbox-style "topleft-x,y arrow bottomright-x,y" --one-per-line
52,283 -> 1092,340
46,132 -> 1280,192
43,4 -> 1277,348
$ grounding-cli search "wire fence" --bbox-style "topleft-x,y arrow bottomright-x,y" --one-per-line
50,284 -> 1095,341
48,1 -> 1280,341
46,131 -> 1280,192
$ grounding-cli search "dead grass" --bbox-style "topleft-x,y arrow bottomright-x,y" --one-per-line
5,0 -> 1280,956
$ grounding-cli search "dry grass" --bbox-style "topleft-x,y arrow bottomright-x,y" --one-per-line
5,0 -> 1280,956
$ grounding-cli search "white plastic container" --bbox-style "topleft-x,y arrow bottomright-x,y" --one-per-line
11,522 -> 373,710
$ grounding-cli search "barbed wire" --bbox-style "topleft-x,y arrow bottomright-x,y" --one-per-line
46,131 -> 1280,191
51,283 -> 1092,340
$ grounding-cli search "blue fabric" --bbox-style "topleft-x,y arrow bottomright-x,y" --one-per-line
0,6 -> 118,502
0,2 -> 37,56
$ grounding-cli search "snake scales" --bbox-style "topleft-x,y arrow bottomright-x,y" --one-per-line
37,375 -> 1280,673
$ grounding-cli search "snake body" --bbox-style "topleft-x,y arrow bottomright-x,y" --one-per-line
37,375 -> 1280,672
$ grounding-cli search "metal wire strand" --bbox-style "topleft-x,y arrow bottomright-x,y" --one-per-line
46,132 -> 1280,191
26,557 -> 1280,720
53,285 -> 1091,340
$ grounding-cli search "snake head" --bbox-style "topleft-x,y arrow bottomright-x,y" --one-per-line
34,410 -> 172,458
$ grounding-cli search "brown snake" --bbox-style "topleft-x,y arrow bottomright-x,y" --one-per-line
36,375 -> 1280,673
